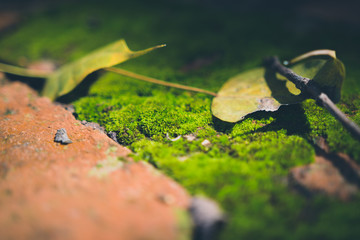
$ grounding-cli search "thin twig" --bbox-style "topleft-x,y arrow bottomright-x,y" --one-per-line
105,67 -> 218,97
264,56 -> 360,141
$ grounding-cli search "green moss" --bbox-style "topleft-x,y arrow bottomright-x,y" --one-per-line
1,0 -> 360,239
174,208 -> 192,240
326,95 -> 360,161
75,74 -> 214,145
88,155 -> 124,178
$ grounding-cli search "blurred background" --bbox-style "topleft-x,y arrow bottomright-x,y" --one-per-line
1,0 -> 359,94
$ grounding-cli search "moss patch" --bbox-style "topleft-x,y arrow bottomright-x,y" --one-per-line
1,0 -> 360,239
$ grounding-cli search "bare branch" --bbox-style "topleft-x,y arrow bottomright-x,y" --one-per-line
264,56 -> 360,142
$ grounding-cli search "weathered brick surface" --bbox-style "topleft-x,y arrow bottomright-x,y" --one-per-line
289,149 -> 359,201
0,82 -> 190,240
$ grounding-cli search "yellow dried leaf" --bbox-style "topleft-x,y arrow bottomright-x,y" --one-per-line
42,39 -> 164,100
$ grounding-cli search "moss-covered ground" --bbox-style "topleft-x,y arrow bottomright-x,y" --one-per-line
1,0 -> 360,239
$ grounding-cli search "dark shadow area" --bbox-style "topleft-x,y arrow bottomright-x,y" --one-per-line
4,69 -> 99,104
5,73 -> 45,93
0,57 -> 46,93
213,103 -> 310,137
56,71 -> 99,104
212,115 -> 236,133
245,104 -> 311,136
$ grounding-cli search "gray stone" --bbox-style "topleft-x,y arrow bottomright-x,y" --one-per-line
189,197 -> 226,240
54,128 -> 72,144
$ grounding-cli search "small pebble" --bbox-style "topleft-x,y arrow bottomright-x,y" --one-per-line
183,134 -> 197,142
81,120 -> 106,133
178,156 -> 188,162
201,139 -> 211,148
54,128 -> 72,144
107,131 -> 119,143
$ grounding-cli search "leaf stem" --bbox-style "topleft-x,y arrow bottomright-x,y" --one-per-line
288,49 -> 336,65
105,67 -> 218,97
264,56 -> 360,141
0,62 -> 50,78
